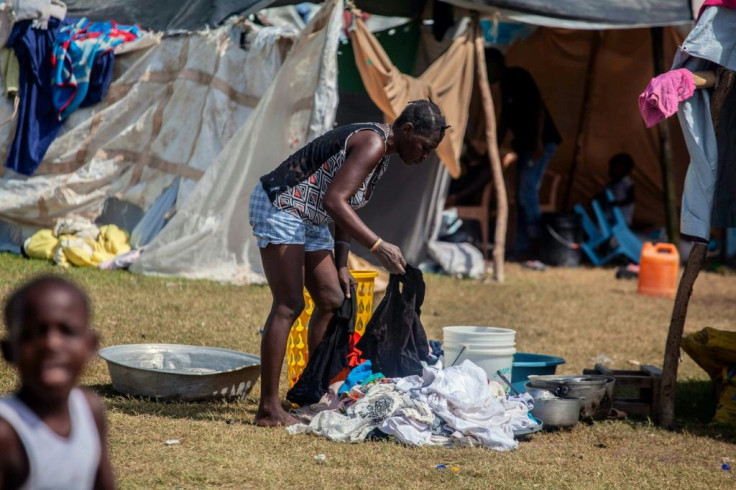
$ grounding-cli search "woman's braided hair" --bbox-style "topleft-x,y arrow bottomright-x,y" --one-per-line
394,99 -> 450,142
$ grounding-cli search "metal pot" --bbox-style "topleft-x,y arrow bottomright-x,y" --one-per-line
531,397 -> 581,428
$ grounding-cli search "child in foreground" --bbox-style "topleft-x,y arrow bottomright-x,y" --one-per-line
0,275 -> 114,490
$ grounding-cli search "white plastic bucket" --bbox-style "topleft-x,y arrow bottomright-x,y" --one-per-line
444,345 -> 516,387
443,326 -> 516,345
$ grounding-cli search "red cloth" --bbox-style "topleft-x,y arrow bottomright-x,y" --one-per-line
698,0 -> 736,19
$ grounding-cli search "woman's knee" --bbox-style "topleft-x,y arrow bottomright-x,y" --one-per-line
271,296 -> 305,321
313,288 -> 344,311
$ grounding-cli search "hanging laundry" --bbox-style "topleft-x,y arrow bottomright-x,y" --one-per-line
673,6 -> 736,239
287,290 -> 357,406
5,18 -> 67,176
638,68 -> 695,128
51,19 -> 141,119
698,0 -> 736,19
356,265 -> 430,378
5,16 -> 140,176
350,17 -> 475,178
0,49 -> 20,96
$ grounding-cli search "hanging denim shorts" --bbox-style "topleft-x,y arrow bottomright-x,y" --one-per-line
249,182 -> 334,251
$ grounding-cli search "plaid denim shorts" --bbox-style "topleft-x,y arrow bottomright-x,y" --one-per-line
249,182 -> 334,251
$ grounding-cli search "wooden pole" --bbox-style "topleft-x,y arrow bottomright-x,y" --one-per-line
658,242 -> 707,427
473,19 -> 507,282
658,68 -> 734,428
651,27 -> 680,245
562,31 -> 601,211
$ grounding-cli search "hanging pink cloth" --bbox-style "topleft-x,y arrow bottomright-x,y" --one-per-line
638,69 -> 695,128
698,0 -> 736,19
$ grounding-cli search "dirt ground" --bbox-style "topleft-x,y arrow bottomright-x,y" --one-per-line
0,253 -> 735,489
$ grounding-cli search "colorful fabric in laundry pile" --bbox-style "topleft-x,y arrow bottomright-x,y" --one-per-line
51,18 -> 141,120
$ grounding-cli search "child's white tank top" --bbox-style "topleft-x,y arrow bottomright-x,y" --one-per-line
0,388 -> 101,490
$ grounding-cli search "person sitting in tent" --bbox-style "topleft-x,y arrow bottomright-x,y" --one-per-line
249,100 -> 449,426
485,48 -> 562,269
595,152 -> 636,226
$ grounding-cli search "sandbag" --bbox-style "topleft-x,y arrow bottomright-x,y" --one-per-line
287,289 -> 356,406
356,265 -> 429,378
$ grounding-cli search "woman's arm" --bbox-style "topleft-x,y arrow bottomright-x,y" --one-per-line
324,131 -> 406,274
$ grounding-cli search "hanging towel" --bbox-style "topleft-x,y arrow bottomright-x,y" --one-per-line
638,68 -> 695,128
51,18 -> 141,120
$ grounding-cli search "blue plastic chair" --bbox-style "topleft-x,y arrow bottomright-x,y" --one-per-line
573,203 -> 611,265
587,191 -> 643,265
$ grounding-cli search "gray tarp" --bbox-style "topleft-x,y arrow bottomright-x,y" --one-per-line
65,0 -> 274,32
65,0 -> 692,32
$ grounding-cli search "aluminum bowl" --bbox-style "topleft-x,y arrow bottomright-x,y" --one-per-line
99,344 -> 261,401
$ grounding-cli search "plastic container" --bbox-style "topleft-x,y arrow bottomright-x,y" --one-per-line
510,353 -> 566,393
638,242 -> 679,298
443,326 -> 516,345
540,212 -> 582,267
287,270 -> 378,388
443,345 -> 516,387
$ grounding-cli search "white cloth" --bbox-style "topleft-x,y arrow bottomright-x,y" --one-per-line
11,0 -> 67,29
399,360 -> 535,451
288,360 -> 538,451
287,383 -> 436,443
0,388 -> 101,490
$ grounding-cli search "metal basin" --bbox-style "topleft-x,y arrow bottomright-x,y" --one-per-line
99,344 -> 261,401
530,397 -> 581,429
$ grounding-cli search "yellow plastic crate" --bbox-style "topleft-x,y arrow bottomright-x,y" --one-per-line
287,270 -> 378,388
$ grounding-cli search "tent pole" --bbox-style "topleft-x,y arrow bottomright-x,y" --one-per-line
651,27 -> 680,245
562,31 -> 601,211
473,17 -> 507,282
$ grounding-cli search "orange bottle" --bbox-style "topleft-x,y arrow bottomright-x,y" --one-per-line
637,242 -> 680,298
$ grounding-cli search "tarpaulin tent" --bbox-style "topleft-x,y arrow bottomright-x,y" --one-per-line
64,0 -> 694,33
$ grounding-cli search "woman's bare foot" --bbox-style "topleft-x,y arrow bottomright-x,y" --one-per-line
255,404 -> 300,427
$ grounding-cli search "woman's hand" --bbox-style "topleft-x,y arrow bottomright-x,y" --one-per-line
338,266 -> 357,299
373,241 -> 407,275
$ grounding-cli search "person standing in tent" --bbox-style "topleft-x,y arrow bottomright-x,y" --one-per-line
486,48 -> 562,269
249,100 -> 449,426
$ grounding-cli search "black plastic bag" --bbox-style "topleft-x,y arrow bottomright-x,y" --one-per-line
356,265 -> 429,378
286,289 -> 356,406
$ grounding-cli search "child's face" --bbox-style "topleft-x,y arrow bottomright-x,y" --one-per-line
3,285 -> 97,400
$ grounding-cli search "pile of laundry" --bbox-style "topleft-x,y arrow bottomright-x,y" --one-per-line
285,266 -> 540,451
288,359 -> 538,451
0,0 -> 146,175
22,217 -> 136,268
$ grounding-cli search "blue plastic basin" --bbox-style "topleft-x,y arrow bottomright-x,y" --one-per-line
510,353 -> 566,393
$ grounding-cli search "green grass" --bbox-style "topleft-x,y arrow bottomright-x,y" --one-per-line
1,253 -> 735,489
